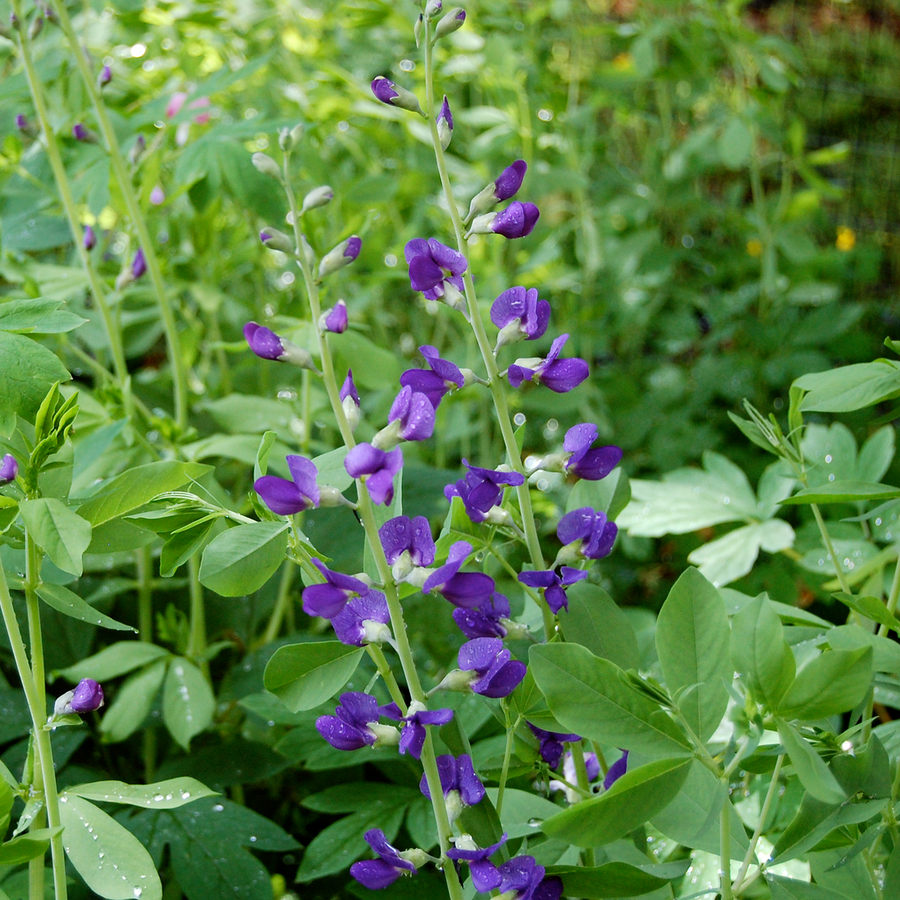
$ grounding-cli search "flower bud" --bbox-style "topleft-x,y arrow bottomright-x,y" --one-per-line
28,13 -> 44,40
319,299 -> 348,334
0,454 -> 18,485
301,185 -> 334,214
425,0 -> 443,17
278,127 -> 292,151
259,228 -> 295,255
289,122 -> 304,145
150,185 -> 165,205
299,234 -> 316,269
251,152 -> 282,181
132,248 -> 147,280
54,678 -> 104,716
83,225 -> 97,251
434,7 -> 465,39
371,77 -> 425,117
98,64 -> 112,88
432,668 -> 477,693
318,236 -> 361,279
414,13 -> 424,47
436,96 -> 453,150
72,123 -> 97,143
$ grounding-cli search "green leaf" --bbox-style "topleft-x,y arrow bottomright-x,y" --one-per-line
163,658 -> 215,750
100,660 -> 167,743
545,863 -> 672,898
656,568 -> 732,743
718,117 -> 753,169
731,595 -> 795,709
559,583 -> 639,670
832,593 -> 900,634
0,298 -> 87,334
541,758 -> 690,846
529,643 -> 691,758
159,518 -> 215,577
77,462 -> 212,526
0,828 -> 61,865
302,784 -> 420,814
264,642 -> 365,713
857,426 -> 895,484
333,331 -> 402,391
781,481 -> 900,505
795,361 -> 900,413
18,499 -> 91,577
776,720 -> 846,804
687,520 -> 795,588
68,778 -> 216,809
312,447 -> 353,492
57,642 -> 169,682
0,332 -> 71,437
198,521 -> 288,596
58,794 -> 162,900
567,469 -> 631,521
778,646 -> 872,720
768,875 -> 849,900
36,583 -> 135,632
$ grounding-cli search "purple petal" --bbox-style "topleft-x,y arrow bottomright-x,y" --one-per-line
491,286 -> 526,329
371,77 -> 399,105
494,160 -> 527,201
557,508 -> 598,546
568,445 -> 623,480
584,521 -> 618,560
458,637 -> 504,672
440,572 -> 495,609
409,255 -> 445,293
286,455 -> 320,505
324,301 -> 348,333
422,540 -> 472,593
336,692 -> 381,725
427,238 -> 467,276
518,570 -> 556,589
420,345 -> 464,387
254,475 -> 308,516
0,454 -> 19,484
417,708 -> 454,726
330,591 -> 390,646
315,715 -> 374,750
507,364 -> 533,388
560,567 -> 589,586
350,859 -> 404,890
70,679 -> 104,713
604,751 -> 629,789
540,357 -> 590,393
470,859 -> 503,892
545,583 -> 569,615
340,369 -> 360,404
535,876 -> 564,900
244,322 -> 284,361
345,443 -> 385,478
367,467 -> 397,506
564,423 -> 598,455
400,369 -> 448,409
313,559 -> 368,593
302,583 -> 354,618
399,721 -> 426,758
472,658 -> 527,698
456,753 -> 486,806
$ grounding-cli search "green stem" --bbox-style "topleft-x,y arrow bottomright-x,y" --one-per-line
878,547 -> 900,636
571,741 -> 596,867
185,557 -> 206,661
720,777 -> 733,900
366,644 -> 407,713
24,532 -> 45,710
495,708 -> 520,820
810,502 -> 852,596
135,547 -> 156,780
262,561 -> 295,645
49,0 -> 190,429
732,755 -> 783,895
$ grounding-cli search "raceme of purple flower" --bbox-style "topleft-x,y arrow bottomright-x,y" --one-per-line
507,334 -> 589,394
497,855 -> 563,900
320,299 -> 348,334
527,723 -> 582,769
0,454 -> 17,485
458,637 -> 527,698
419,753 -> 485,808
344,443 -> 403,506
132,248 -> 147,280
349,829 -> 418,890
302,559 -> 369,619
83,225 -> 97,251
444,460 -> 524,524
370,76 -> 424,116
446,834 -> 508,893
319,236 -> 361,279
331,591 -> 392,646
472,201 -> 540,240
254,454 -> 322,517
399,345 -> 464,409
243,322 -> 318,370
382,701 -> 453,759
315,692 -> 401,752
422,540 -> 495,609
490,286 -> 551,350
604,750 -> 629,790
436,95 -> 453,149
405,238 -> 467,304
557,507 -> 618,561
452,591 -> 511,640
379,515 -> 436,571
563,423 -> 623,481
384,386 -> 436,444
518,566 -> 588,615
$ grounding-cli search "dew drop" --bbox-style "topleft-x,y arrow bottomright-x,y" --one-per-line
824,454 -> 833,463
213,804 -> 224,812
249,835 -> 257,843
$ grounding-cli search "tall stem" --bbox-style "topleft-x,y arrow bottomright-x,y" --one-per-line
49,0 -> 190,429
732,755 -> 783,894
185,557 -> 206,661
720,778 -> 734,900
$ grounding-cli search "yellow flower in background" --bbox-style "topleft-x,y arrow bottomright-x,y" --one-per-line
746,239 -> 763,258
836,226 -> 856,252
612,53 -> 634,72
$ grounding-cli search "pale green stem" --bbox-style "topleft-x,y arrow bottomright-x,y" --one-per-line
186,557 -> 206,661
24,532 -> 45,710
720,778 -> 733,900
732,755 -> 783,895
49,0 -> 190,429
877,548 -> 900,636
810,502 -> 852,596
262,561 -> 295,646
571,741 -> 596,867
135,547 -> 156,779
366,644 -> 407,714
495,708 -> 521,820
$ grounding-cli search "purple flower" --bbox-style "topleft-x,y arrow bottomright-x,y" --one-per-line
495,160 -> 527,201
72,123 -> 90,141
447,834 -> 507,893
491,201 -> 540,239
382,701 -> 454,759
399,345 -> 464,409
259,228 -> 294,254
507,334 -> 589,394
563,424 -> 622,481
379,515 -> 436,568
71,678 -> 104,713
345,443 -> 403,506
444,459 -> 524,524
83,225 -> 97,251
604,750 -> 629,790
99,64 -> 112,87
405,238 -> 467,303
131,248 -> 146,280
254,455 -> 319,516
458,638 -> 527,698
490,286 -> 550,349
150,185 -> 165,205
0,454 -> 18,485
350,829 -> 417,890
498,856 -> 563,900
549,750 -> 601,804
302,559 -> 369,619
370,77 -> 424,116
527,724 -> 581,769
316,692 -> 400,752
452,591 -> 511,639
15,114 -> 29,131
341,369 -> 360,406
320,299 -> 348,334
518,567 -> 588,615
557,507 -> 617,560
243,322 -> 317,370
385,385 -> 435,443
422,540 -> 495,609
419,753 -> 485,807
435,6 -> 466,38
319,236 -> 361,279
437,95 -> 453,149
331,591 -> 392,646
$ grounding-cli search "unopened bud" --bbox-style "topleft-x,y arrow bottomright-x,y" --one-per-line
301,185 -> 334,214
278,127 -> 292,151
318,236 -> 361,279
424,0 -> 443,18
259,228 -> 295,254
251,152 -> 282,181
371,77 -> 425,117
342,395 -> 360,431
72,123 -> 97,143
436,96 -> 453,150
98,64 -> 112,88
414,13 -> 424,47
289,122 -> 304,145
299,234 -> 316,269
434,7 -> 465,39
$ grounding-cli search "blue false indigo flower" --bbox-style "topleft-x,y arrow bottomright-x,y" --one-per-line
301,185 -> 334,214
370,76 -> 425,116
243,322 -> 319,371
447,833 -> 508,892
491,286 -> 550,351
435,7 -> 466,39
72,123 -> 95,142
471,201 -> 540,240
556,507 -> 617,561
445,459 -> 524,524
457,637 -> 527,698
83,225 -> 97,251
303,559 -> 370,619
350,829 -> 420,890
382,700 -> 453,759
150,185 -> 165,205
405,238 -> 467,309
379,515 -> 436,583
420,753 -> 486,810
132,248 -> 147,280
424,0 -> 443,17
453,591 -> 528,640
549,750 -> 601,804
466,160 -> 527,221
98,64 -> 112,87
372,386 -> 435,449
0,455 -> 18,485
259,227 -> 295,254
527,724 -> 581,769
497,856 -> 563,900
604,750 -> 629,790
316,692 -> 401,752
399,345 -> 465,409
507,334 -> 589,393
254,454 -> 319,515
562,423 -> 622,481
319,299 -> 348,334
340,369 -> 361,431
331,591 -> 392,646
423,540 -> 495,609
436,95 -> 453,149
54,678 -> 105,716
319,236 -> 361,279
15,114 -> 36,138
518,566 -> 588,615
344,443 -> 403,506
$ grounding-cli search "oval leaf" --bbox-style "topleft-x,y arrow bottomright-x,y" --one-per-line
163,658 -> 215,750
68,778 -> 216,809
198,521 -> 288,597
265,642 -> 365,713
781,481 -> 900,505
19,499 -> 91,577
37,583 -> 135,632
